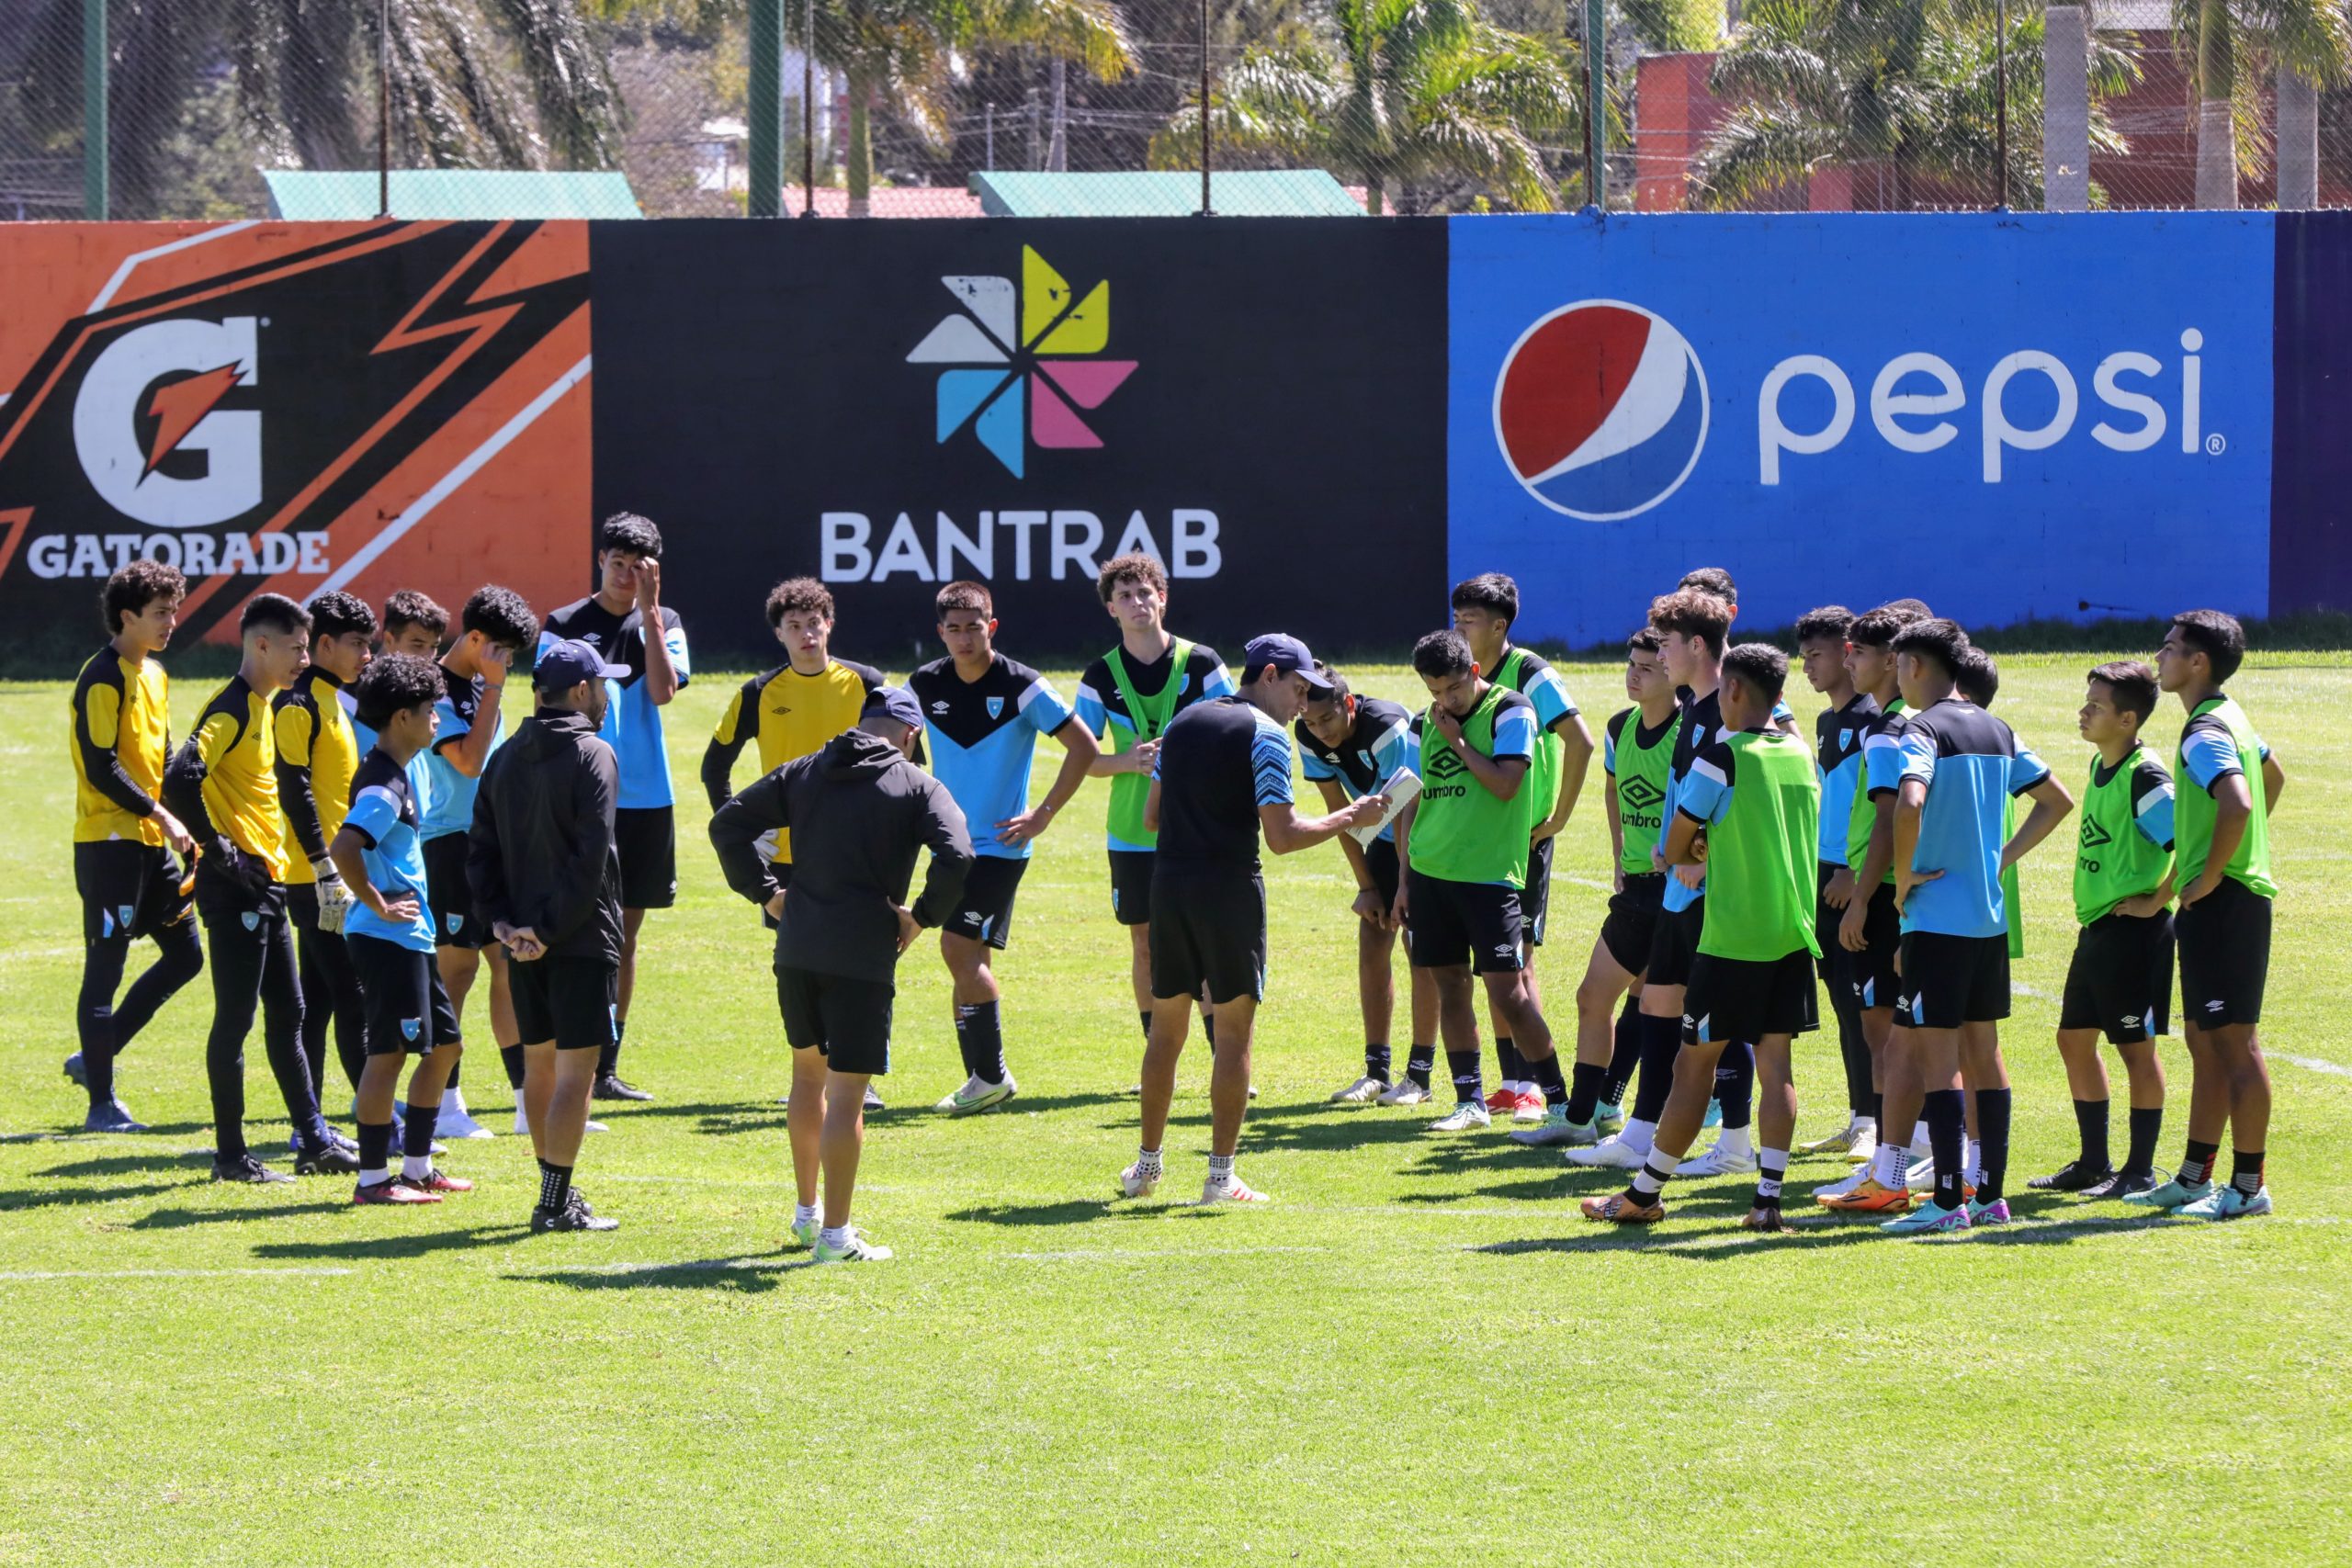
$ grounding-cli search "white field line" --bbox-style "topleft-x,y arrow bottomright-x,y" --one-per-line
0,1266 -> 352,1281
2277,1054 -> 2352,1079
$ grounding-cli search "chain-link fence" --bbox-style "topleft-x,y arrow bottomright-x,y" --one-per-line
4,0 -> 2350,220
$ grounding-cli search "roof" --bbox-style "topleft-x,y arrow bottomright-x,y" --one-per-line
263,171 -> 642,220
970,170 -> 1366,218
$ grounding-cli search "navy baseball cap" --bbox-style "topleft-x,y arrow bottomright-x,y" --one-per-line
1242,633 -> 1335,692
862,685 -> 927,732
534,637 -> 628,692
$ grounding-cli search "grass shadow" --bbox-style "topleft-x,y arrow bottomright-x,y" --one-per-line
516,1254 -> 818,1293
944,1199 -> 1114,1226
129,1199 -> 345,1230
0,1179 -> 191,1212
254,1223 -> 530,1260
39,1149 -> 217,1179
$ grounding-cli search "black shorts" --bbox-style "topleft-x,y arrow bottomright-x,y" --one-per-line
775,965 -> 893,1074
1898,931 -> 2011,1029
1406,869 -> 1525,975
347,931 -> 462,1055
422,833 -> 487,950
615,806 -> 678,910
2060,910 -> 2174,1043
1363,836 -> 1404,909
1109,849 -> 1155,927
1521,835 -> 1555,947
510,953 -> 618,1051
1644,897 -> 1704,988
1683,950 -> 1820,1043
1844,882 -> 1901,1013
1600,872 -> 1667,975
2176,875 -> 2271,1028
944,854 -> 1028,950
75,839 -> 194,942
1149,866 -> 1268,1004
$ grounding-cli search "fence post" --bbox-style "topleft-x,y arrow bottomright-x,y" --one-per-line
749,0 -> 780,217
2041,6 -> 2089,212
1048,59 -> 1068,172
1197,0 -> 1213,215
82,0 -> 107,219
1583,0 -> 1604,207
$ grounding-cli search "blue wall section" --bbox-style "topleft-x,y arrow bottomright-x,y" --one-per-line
1448,212 -> 2276,646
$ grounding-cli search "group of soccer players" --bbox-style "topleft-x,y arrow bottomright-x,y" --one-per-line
62,522 -> 2288,1254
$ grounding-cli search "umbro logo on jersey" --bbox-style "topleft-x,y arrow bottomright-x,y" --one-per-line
769,703 -> 793,716
931,701 -> 953,715
2120,1013 -> 2142,1027
1621,776 -> 1668,811
1425,745 -> 1467,781
2080,818 -> 2114,848
2205,999 -> 2226,1012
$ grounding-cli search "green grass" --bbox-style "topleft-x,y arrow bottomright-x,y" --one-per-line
3,654 -> 2348,1565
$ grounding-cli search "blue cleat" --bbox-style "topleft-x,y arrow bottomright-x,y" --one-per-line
1882,1199 -> 1972,1236
84,1099 -> 149,1134
2175,1185 -> 2271,1219
2121,1178 -> 2212,1210
62,1052 -> 87,1089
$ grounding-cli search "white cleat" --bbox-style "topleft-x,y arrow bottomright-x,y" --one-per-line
937,1075 -> 1018,1117
863,1086 -> 886,1111
438,1091 -> 493,1141
1200,1177 -> 1272,1205
1674,1141 -> 1759,1178
1428,1101 -> 1492,1133
1511,1093 -> 1547,1125
1566,1133 -> 1651,1169
1905,1156 -> 1939,1191
513,1106 -> 530,1136
1813,1164 -> 1873,1199
1118,1161 -> 1162,1198
1845,1122 -> 1878,1162
1376,1078 -> 1433,1107
1329,1076 -> 1385,1104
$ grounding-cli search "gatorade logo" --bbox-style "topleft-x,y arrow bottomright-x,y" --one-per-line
73,316 -> 263,530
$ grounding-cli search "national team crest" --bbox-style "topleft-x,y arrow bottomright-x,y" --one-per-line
401,1018 -> 422,1042
117,903 -> 135,931
986,695 -> 1005,719
446,913 -> 462,934
241,910 -> 258,931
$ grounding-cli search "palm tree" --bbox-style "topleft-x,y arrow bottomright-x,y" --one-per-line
16,0 -> 625,217
1155,0 -> 1585,213
2173,0 -> 2352,209
795,0 -> 1132,215
1694,0 -> 2138,209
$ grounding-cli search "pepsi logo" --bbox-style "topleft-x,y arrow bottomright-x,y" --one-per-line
1492,300 -> 1710,521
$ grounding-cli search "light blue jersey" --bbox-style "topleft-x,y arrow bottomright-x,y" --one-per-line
908,652 -> 1076,860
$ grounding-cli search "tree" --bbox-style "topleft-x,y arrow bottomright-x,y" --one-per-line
1156,0 -> 1585,213
1694,0 -> 2138,209
2172,0 -> 2352,209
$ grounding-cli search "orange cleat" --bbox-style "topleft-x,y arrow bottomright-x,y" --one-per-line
1580,1192 -> 1665,1224
1817,1178 -> 1911,1214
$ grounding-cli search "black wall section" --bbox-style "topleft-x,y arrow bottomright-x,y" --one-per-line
590,218 -> 1450,668
2273,212 -> 2352,616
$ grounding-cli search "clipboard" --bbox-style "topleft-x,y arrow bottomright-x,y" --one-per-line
1346,767 -> 1419,847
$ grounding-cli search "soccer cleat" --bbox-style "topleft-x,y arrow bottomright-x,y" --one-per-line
2174,1184 -> 2271,1219
863,1086 -> 886,1112
62,1051 -> 88,1089
512,1106 -> 531,1136
813,1227 -> 894,1263
2121,1178 -> 2213,1209
1508,1107 -> 1598,1147
437,1093 -> 494,1141
1511,1090 -> 1547,1125
2082,1168 -> 2160,1201
1812,1165 -> 1872,1199
292,1141 -> 361,1177
404,1168 -> 474,1194
1376,1079 -> 1433,1107
1798,1119 -> 1856,1155
1674,1141 -> 1759,1178
1594,1100 -> 1624,1135
2029,1158 -> 2115,1192
1329,1076 -> 1386,1104
1965,1198 -> 2012,1226
1845,1123 -> 1878,1163
786,1214 -> 820,1250
1428,1102 -> 1492,1133
353,1177 -> 439,1206
1740,1204 -> 1789,1232
1579,1191 -> 1665,1224
1565,1133 -> 1649,1169
939,1075 -> 1018,1117
1118,1161 -> 1162,1199
1818,1179 -> 1910,1214
1702,1098 -> 1724,1131
531,1191 -> 618,1233
1882,1200 -> 1971,1235
83,1099 -> 149,1134
1486,1086 -> 1523,1116
1904,1156 -> 1938,1191
593,1073 -> 654,1102
1200,1177 -> 1272,1206
212,1154 -> 294,1185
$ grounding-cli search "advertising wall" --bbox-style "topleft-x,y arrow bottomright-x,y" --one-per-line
0,211 -> 2340,666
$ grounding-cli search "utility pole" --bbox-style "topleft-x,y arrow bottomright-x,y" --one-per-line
83,0 -> 107,219
1583,0 -> 1605,208
984,102 -> 995,171
377,0 -> 390,218
749,0 -> 780,216
1026,86 -> 1042,170
801,0 -> 816,216
1048,59 -> 1068,172
1197,0 -> 1213,215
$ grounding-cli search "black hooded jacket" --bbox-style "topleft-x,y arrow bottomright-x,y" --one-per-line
467,708 -> 623,964
709,728 -> 973,984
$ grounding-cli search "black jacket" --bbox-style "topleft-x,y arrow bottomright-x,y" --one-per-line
467,709 -> 623,964
709,728 -> 973,983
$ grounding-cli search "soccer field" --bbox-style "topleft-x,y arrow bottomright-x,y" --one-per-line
3,651 -> 2348,1565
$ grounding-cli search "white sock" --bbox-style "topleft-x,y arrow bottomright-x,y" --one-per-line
401,1153 -> 432,1181
359,1166 -> 390,1187
819,1224 -> 848,1249
1718,1123 -> 1753,1158
1909,1122 -> 1933,1160
1206,1153 -> 1236,1186
1872,1145 -> 1898,1187
1965,1137 -> 1984,1187
794,1202 -> 817,1226
1621,1119 -> 1657,1155
1854,1116 -> 1878,1142
1133,1146 -> 1163,1178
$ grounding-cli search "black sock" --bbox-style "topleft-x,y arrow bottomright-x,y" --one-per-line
357,1119 -> 395,1174
1364,1043 -> 1392,1084
957,1000 -> 1007,1082
500,1043 -> 526,1091
1447,1049 -> 1483,1106
2181,1138 -> 2220,1187
1495,1036 -> 1520,1087
1630,1013 -> 1680,1123
1202,1011 -> 1216,1053
1532,1052 -> 1567,1110
538,1157 -> 573,1212
1601,998 -> 1641,1106
2125,1106 -> 2163,1175
2231,1149 -> 2265,1197
1138,1009 -> 1152,1041
446,1055 -> 461,1090
1925,1088 -> 1967,1210
1566,1062 -> 1604,1124
1714,1043 -> 1755,1130
2073,1097 -> 2110,1169
1976,1088 -> 2012,1203
402,1100 -> 441,1159
1835,989 -> 1871,1115
1405,1044 -> 1436,1090
1866,1089 -> 1883,1123
598,1018 -> 626,1079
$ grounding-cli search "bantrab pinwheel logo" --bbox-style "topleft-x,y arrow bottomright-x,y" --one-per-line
907,246 -> 1137,479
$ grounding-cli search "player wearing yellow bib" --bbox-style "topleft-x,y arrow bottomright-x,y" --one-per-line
65,561 -> 203,1133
